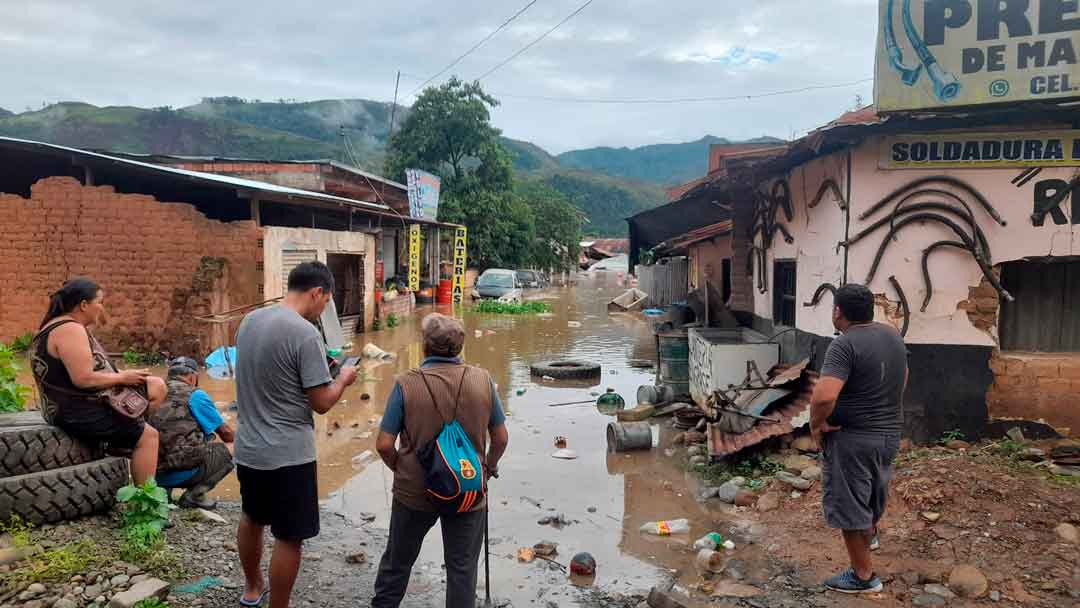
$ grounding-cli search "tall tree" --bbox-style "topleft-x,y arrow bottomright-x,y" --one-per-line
515,180 -> 583,272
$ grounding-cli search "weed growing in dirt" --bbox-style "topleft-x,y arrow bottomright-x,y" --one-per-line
122,350 -> 165,366
938,429 -> 965,444
135,544 -> 187,580
1,540 -> 101,586
690,454 -> 784,486
0,343 -> 31,413
991,439 -> 1026,458
117,480 -> 170,560
0,515 -> 33,548
474,300 -> 552,315
134,600 -> 170,608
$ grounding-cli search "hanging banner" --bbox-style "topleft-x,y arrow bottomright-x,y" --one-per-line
875,0 -> 1080,112
407,224 -> 421,292
451,227 -> 468,303
881,130 -> 1080,169
405,169 -> 441,220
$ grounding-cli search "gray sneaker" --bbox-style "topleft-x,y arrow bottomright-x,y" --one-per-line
825,568 -> 883,594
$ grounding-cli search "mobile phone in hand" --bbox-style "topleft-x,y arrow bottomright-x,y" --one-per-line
342,356 -> 361,368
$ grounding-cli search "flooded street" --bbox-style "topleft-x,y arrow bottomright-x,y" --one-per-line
207,276 -> 755,605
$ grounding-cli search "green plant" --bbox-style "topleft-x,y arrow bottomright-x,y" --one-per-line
122,350 -> 165,366
993,439 -> 1025,458
0,344 -> 31,413
386,314 -> 399,328
8,332 -> 33,354
135,600 -> 170,608
1,540 -> 101,585
473,300 -> 552,315
116,480 -> 170,560
938,429 -> 965,444
371,318 -> 383,331
0,515 -> 33,548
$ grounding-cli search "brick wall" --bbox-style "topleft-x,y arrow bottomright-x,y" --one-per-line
987,352 -> 1080,435
0,177 -> 262,356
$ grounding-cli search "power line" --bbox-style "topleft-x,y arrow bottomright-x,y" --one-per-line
409,0 -> 541,96
475,0 -> 597,81
491,77 -> 874,105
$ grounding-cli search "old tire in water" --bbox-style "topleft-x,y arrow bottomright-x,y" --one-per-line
530,360 -> 601,380
0,412 -> 102,477
0,457 -> 129,524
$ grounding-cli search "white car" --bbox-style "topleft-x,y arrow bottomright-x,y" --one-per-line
471,269 -> 523,303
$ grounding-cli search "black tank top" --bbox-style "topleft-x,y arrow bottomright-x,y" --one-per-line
31,320 -> 113,424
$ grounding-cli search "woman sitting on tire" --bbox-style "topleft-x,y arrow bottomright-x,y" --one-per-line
31,278 -> 166,485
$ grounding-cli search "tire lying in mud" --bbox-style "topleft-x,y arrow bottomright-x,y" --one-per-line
530,360 -> 602,380
0,412 -> 102,477
0,457 -> 129,525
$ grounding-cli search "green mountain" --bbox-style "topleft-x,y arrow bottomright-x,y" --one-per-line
503,137 -> 665,236
557,135 -> 785,185
0,99 -> 709,235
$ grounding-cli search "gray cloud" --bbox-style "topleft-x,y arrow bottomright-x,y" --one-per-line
0,0 -> 878,153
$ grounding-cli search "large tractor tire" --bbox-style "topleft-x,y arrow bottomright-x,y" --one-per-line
0,457 -> 129,524
0,412 -> 102,477
530,360 -> 602,380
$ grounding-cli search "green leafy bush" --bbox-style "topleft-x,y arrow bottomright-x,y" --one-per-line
473,301 -> 552,315
938,429 -> 965,444
122,350 -> 165,366
135,598 -> 170,608
117,480 -> 170,560
386,314 -> 399,328
371,318 -> 383,331
9,332 -> 33,354
0,343 -> 31,413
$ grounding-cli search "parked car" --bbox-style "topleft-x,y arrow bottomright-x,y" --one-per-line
516,270 -> 542,289
472,269 -> 523,302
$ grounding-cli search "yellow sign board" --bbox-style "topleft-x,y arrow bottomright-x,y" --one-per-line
407,224 -> 421,292
881,131 -> 1080,169
451,227 -> 468,303
875,0 -> 1080,112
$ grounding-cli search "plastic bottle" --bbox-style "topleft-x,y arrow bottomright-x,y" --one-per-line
693,532 -> 724,550
694,549 -> 726,573
639,518 -> 690,535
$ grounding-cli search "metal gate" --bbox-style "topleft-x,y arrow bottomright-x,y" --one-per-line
281,250 -> 318,293
638,257 -> 689,307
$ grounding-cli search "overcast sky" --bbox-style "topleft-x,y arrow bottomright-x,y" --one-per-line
0,0 -> 879,154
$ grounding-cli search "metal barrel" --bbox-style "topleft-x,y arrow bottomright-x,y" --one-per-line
606,422 -> 653,453
636,384 -> 674,406
657,330 -> 690,398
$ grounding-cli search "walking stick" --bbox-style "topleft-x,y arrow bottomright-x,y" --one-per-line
484,504 -> 492,608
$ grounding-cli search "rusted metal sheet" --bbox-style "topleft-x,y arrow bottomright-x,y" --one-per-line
708,371 -> 818,459
637,257 -> 689,307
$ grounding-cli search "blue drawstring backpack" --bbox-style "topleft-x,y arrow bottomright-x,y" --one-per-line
412,368 -> 486,514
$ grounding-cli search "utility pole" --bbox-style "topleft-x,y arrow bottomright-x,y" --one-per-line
388,70 -> 401,141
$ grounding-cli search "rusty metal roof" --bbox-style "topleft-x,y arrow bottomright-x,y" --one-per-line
657,220 -> 733,253
708,371 -> 818,459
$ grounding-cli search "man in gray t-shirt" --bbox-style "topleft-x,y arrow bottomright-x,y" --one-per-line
810,283 -> 907,595
233,261 -> 357,608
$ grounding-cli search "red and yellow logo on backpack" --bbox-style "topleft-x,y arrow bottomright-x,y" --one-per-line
459,459 -> 477,480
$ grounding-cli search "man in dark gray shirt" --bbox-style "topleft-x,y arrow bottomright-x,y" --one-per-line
810,283 -> 907,595
234,262 -> 358,608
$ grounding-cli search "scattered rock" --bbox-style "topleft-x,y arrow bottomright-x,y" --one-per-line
989,590 -> 1001,601
686,445 -> 708,457
1055,523 -> 1080,544
110,575 -> 129,587
901,571 -> 922,586
775,471 -> 813,491
756,492 -> 780,512
533,542 -> 558,557
672,433 -> 686,446
710,582 -> 762,598
54,599 -> 78,608
790,436 -> 818,452
1049,464 -> 1080,477
921,512 -> 942,523
1007,579 -> 1038,603
1006,427 -> 1026,443
945,439 -> 971,450
924,583 -> 956,599
647,587 -> 693,608
84,584 -> 103,599
800,466 -> 822,481
684,431 -> 707,445
345,552 -> 367,564
587,507 -> 597,513
223,541 -> 238,552
192,509 -> 227,524
28,583 -> 47,595
782,454 -> 817,475
1018,447 -> 1046,462
107,578 -> 170,608
949,564 -> 988,598
912,594 -> 946,607
734,491 -> 757,507
716,480 -> 743,504
930,524 -> 960,540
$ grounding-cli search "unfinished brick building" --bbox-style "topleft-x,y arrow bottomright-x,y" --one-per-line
0,137 -> 454,357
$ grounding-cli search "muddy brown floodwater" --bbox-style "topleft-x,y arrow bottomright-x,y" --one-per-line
20,274 -> 767,606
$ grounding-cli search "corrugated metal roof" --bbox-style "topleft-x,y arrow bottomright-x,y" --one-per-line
708,371 -> 818,458
657,220 -> 733,253
0,136 -> 392,212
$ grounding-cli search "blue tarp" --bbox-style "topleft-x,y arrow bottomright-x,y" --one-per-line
205,346 -> 238,368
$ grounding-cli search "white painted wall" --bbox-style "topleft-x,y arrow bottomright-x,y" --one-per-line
263,226 -> 377,331
751,132 -> 1080,347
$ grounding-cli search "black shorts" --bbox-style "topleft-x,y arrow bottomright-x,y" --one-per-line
237,461 -> 320,541
54,403 -> 146,451
822,431 -> 900,531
